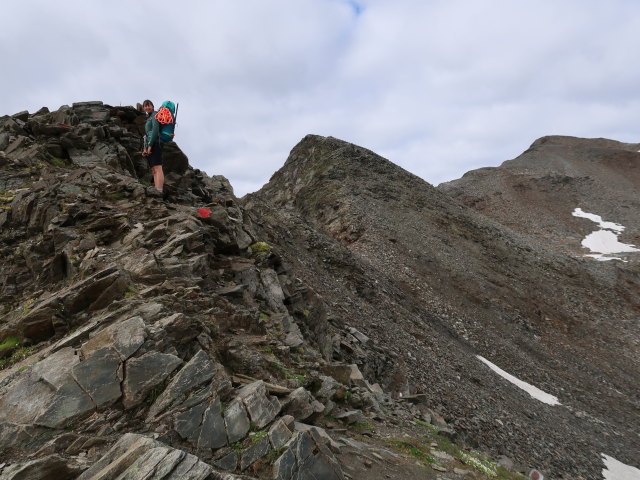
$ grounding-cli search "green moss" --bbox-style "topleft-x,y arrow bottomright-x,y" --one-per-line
249,430 -> 268,443
416,418 -> 440,435
250,242 -> 272,254
48,156 -> 66,167
0,195 -> 15,203
285,372 -> 306,385
0,345 -> 37,370
303,309 -> 311,319
349,422 -> 374,432
18,299 -> 36,317
0,336 -> 20,351
124,285 -> 138,298
266,447 -> 286,464
106,192 -> 126,201
262,346 -> 273,353
230,441 -> 244,452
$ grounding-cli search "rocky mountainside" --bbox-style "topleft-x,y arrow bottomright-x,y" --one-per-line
0,103 -> 637,480
438,135 -> 640,261
0,102 -> 538,480
248,135 -> 639,478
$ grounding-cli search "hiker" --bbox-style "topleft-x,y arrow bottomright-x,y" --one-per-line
142,99 -> 164,193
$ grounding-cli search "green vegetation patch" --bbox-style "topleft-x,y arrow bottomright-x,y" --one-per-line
389,438 -> 436,465
48,156 -> 66,167
106,191 -> 127,201
249,430 -> 268,444
0,336 -> 20,351
250,242 -> 272,254
349,421 -> 374,432
0,345 -> 38,370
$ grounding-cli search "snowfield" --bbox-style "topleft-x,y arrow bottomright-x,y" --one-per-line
602,454 -> 640,480
572,208 -> 639,261
476,356 -> 560,406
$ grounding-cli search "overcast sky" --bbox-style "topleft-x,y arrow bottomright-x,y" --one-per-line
3,0 -> 640,196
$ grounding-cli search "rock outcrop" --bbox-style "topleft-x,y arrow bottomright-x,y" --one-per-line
0,105 -> 638,479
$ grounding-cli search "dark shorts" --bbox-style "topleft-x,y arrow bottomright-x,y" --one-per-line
147,142 -> 163,167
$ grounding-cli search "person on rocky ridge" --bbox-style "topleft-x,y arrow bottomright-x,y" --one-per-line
141,99 -> 164,193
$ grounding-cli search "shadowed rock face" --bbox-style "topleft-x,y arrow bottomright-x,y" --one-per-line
249,134 -> 640,478
0,102 -> 638,480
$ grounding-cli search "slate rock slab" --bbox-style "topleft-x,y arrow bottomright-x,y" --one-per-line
72,347 -> 122,407
147,350 -> 216,422
122,351 -> 182,409
236,381 -> 281,429
198,397 -> 227,450
76,433 -> 213,480
224,400 -> 250,444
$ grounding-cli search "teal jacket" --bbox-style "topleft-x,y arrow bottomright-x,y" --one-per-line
145,111 -> 160,147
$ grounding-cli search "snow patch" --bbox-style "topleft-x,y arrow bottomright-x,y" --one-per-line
476,356 -> 560,406
572,208 -> 639,261
602,454 -> 640,480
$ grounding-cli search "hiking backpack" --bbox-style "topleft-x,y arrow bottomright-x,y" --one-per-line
155,100 -> 178,142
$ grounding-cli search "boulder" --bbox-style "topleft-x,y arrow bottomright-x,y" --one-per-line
147,351 -> 217,422
281,387 -> 325,421
235,381 -> 281,429
273,431 -> 345,480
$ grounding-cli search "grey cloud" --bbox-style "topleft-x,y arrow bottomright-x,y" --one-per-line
3,0 -> 640,196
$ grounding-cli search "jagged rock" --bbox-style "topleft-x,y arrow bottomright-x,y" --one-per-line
240,435 -> 270,471
62,267 -> 129,315
198,397 -> 227,450
213,451 -> 238,472
334,410 -> 365,425
35,377 -> 95,429
81,316 -> 147,361
147,350 -> 217,422
0,347 -> 90,428
268,418 -> 294,449
76,433 -> 213,480
175,402 -> 208,443
258,269 -> 287,312
0,454 -> 86,480
281,387 -> 325,421
122,351 -> 183,409
272,431 -> 345,480
235,381 -> 281,429
223,399 -> 250,444
321,364 -> 365,388
0,422 -> 40,450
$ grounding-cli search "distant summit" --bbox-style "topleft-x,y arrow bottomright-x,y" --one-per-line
439,135 -> 640,262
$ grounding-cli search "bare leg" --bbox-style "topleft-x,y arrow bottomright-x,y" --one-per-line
151,165 -> 165,191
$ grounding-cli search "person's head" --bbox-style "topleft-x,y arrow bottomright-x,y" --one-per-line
142,99 -> 154,115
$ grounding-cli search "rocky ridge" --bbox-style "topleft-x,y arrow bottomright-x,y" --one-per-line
0,103 -> 533,480
248,135 -> 639,478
